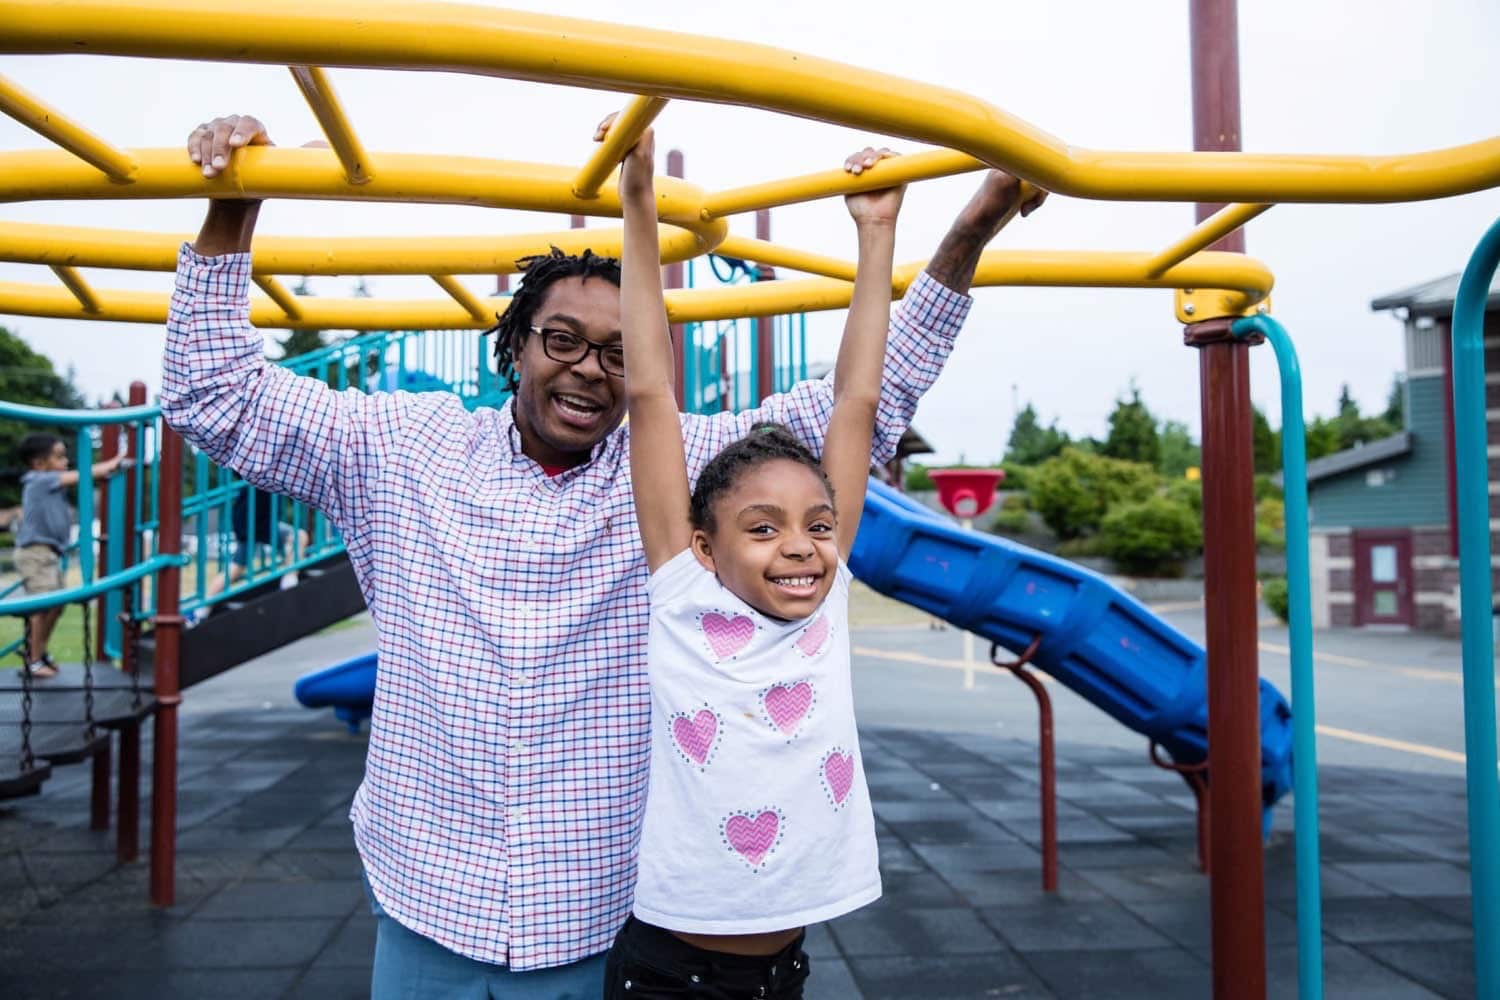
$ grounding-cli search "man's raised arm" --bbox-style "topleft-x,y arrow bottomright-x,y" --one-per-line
162,115 -> 440,541
682,161 -> 1046,472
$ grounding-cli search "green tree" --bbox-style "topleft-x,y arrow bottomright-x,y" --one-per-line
1101,383 -> 1160,467
1099,494 -> 1203,577
1029,447 -> 1158,539
0,327 -> 89,507
1304,416 -> 1341,460
277,328 -> 328,360
1383,375 -> 1406,429
1157,420 -> 1200,479
1252,405 -> 1280,475
1004,402 -> 1069,465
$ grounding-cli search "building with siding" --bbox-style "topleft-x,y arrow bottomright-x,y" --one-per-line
1303,271 -> 1499,632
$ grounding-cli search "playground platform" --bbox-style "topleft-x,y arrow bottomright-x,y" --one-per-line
0,611 -> 1476,999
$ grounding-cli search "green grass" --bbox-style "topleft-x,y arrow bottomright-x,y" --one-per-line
0,603 -> 92,665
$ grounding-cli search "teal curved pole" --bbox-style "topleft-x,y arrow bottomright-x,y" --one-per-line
1451,215 -> 1500,1000
1234,313 -> 1323,1000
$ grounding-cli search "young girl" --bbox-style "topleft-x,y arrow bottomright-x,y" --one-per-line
603,120 -> 904,999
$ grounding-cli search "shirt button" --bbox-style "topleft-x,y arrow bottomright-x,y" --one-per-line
512,739 -> 528,752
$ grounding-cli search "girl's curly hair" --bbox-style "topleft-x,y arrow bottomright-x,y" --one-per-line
690,423 -> 833,533
487,247 -> 622,391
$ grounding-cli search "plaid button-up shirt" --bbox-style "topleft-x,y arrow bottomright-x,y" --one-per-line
161,244 -> 970,968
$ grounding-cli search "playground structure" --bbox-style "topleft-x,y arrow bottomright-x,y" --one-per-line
0,4 -> 1496,999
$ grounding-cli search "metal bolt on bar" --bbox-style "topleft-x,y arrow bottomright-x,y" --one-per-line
0,73 -> 138,181
288,66 -> 374,185
573,95 -> 669,199
1233,312 -> 1323,1000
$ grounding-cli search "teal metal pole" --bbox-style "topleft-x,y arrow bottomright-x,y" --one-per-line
1451,216 -> 1500,1000
1234,313 -> 1322,1000
74,427 -> 95,586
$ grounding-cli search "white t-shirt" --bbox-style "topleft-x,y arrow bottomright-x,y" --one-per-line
631,549 -> 881,935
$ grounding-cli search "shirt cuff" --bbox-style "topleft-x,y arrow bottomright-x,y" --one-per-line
176,242 -> 254,296
902,270 -> 973,346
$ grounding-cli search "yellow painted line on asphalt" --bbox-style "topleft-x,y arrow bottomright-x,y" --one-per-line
1315,724 -> 1467,764
1147,600 -> 1204,614
853,644 -> 1055,683
1258,641 -> 1463,684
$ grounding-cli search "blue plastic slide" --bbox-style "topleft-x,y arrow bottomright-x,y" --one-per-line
851,479 -> 1294,810
293,652 -> 377,733
292,479 -> 1294,810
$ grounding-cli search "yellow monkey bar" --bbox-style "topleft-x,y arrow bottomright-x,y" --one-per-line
0,0 -> 1496,330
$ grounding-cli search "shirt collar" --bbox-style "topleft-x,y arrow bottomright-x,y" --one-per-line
498,397 -> 624,476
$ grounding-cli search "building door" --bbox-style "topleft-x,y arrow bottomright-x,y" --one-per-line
1353,530 -> 1414,626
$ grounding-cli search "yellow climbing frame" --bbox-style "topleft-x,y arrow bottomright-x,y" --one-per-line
1,0 -> 1498,330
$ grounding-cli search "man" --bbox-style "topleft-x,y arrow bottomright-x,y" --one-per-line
167,114 -> 1044,998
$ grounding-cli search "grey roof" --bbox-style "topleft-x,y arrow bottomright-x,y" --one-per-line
1299,431 -> 1413,485
1371,270 -> 1500,318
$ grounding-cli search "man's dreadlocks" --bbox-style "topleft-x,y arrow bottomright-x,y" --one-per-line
486,246 -> 622,392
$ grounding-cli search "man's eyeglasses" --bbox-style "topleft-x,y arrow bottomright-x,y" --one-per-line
529,327 -> 626,377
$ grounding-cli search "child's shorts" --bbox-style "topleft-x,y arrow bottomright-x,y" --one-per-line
14,544 -> 62,593
603,915 -> 809,999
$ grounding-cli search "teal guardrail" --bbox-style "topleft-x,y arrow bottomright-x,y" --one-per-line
1234,313 -> 1323,1000
683,255 -> 809,414
1451,215 -> 1500,1000
0,401 -> 162,658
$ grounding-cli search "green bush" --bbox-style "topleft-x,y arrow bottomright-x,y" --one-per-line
904,463 -> 934,492
999,492 -> 1029,512
1028,448 -> 1158,539
1098,494 -> 1204,577
1254,473 -> 1284,502
991,506 -> 1031,535
1255,497 -> 1285,550
1261,576 -> 1290,622
1163,477 -> 1202,516
998,462 -> 1030,492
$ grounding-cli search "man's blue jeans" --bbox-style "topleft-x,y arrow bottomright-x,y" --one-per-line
367,880 -> 607,999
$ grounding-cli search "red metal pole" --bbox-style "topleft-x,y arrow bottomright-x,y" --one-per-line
90,741 -> 111,830
754,209 -> 776,404
118,720 -> 139,863
1189,2 -> 1265,995
665,149 -> 687,410
993,638 -> 1057,892
150,425 -> 184,906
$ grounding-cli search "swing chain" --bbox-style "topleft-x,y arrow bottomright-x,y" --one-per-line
80,601 -> 96,742
18,617 -> 35,773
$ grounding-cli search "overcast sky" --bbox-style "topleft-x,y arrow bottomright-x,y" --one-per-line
2,0 -> 1497,463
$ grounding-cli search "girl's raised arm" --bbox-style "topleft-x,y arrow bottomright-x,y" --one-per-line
608,118 -> 693,571
822,148 -> 905,559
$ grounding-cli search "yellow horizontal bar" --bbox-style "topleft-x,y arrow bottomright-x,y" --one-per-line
0,249 -> 1272,330
289,66 -> 373,185
1146,202 -> 1271,277
0,220 -> 712,275
49,265 -> 100,312
706,149 -> 983,219
0,73 -> 137,181
0,147 -> 726,249
431,274 -> 491,322
714,235 -> 856,282
253,274 -> 303,319
573,95 -> 669,199
3,0 -> 1496,203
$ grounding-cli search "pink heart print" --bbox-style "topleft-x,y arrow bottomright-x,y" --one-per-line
672,710 -> 718,766
725,810 -> 780,866
795,615 -> 830,657
701,612 -> 755,660
823,750 -> 855,805
764,682 -> 813,734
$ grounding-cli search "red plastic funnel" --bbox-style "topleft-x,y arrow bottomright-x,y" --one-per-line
928,468 -> 1006,519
